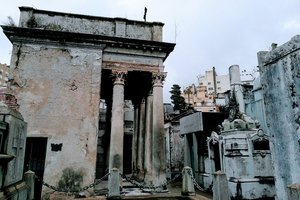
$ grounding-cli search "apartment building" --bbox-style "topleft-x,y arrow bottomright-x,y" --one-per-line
183,67 -> 230,112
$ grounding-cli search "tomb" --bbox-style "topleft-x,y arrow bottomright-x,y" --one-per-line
207,65 -> 275,199
2,7 -> 175,198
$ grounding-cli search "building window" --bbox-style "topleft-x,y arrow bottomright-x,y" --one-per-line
217,87 -> 221,90
208,82 -> 211,85
217,81 -> 220,84
208,87 -> 213,90
199,82 -> 203,85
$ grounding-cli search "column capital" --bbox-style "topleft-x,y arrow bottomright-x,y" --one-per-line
112,70 -> 127,85
152,72 -> 167,87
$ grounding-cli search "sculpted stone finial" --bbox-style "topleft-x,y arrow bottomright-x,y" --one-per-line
222,65 -> 258,131
152,72 -> 167,87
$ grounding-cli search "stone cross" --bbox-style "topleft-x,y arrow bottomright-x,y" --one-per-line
12,127 -> 24,179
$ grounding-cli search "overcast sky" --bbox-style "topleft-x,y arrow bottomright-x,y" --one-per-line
1,0 -> 300,102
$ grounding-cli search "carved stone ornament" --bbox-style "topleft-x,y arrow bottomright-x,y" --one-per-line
111,70 -> 127,85
207,131 -> 220,145
227,92 -> 239,122
152,72 -> 167,86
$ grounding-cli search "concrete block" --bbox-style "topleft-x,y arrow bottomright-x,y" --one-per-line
108,168 -> 121,199
288,183 -> 300,200
213,171 -> 230,200
181,166 -> 195,196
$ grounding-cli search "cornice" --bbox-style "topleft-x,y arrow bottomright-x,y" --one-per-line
2,26 -> 175,60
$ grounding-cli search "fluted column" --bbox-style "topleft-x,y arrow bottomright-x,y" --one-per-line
152,72 -> 167,187
144,90 -> 153,184
137,98 -> 146,180
108,70 -> 127,173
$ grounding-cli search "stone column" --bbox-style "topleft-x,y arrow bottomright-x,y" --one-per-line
105,100 -> 112,172
213,171 -> 230,200
192,133 -> 199,182
229,65 -> 245,113
109,70 -> 126,173
24,170 -> 35,200
108,168 -> 121,199
132,102 -> 139,175
152,72 -> 167,187
144,90 -> 153,184
184,134 -> 192,167
137,98 -> 146,180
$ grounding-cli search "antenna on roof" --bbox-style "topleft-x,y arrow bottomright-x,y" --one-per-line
143,7 -> 147,22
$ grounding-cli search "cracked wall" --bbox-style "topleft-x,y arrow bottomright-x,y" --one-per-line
258,35 -> 300,200
9,42 -> 103,188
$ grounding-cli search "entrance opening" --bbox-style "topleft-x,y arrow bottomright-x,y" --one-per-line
123,133 -> 133,174
96,99 -> 110,178
212,142 -> 221,171
186,134 -> 194,170
24,137 -> 47,200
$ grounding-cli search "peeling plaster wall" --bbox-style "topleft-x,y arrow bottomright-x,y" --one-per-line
258,35 -> 300,200
9,42 -> 102,186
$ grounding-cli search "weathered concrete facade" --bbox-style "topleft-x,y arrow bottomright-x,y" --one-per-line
180,112 -> 226,189
164,114 -> 185,178
2,7 -> 174,197
180,65 -> 275,199
216,65 -> 275,199
210,129 -> 275,199
258,35 -> 300,200
245,76 -> 268,133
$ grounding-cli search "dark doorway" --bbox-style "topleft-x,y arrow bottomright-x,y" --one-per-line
212,142 -> 221,171
95,119 -> 107,179
186,134 -> 194,170
123,134 -> 132,174
24,137 -> 47,200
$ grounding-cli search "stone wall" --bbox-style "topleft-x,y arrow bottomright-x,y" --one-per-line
9,42 -> 102,188
19,6 -> 163,42
245,77 -> 267,132
164,121 -> 184,176
258,35 -> 300,200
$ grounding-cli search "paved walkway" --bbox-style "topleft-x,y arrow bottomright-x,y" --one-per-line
88,180 -> 213,200
47,180 -> 213,199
